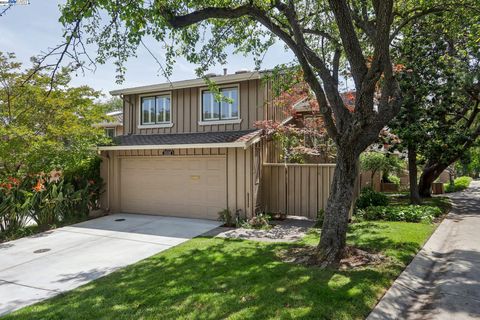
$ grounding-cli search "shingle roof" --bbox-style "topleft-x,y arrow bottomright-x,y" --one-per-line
110,130 -> 260,147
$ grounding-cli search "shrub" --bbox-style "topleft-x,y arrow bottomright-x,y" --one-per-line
444,176 -> 472,193
242,213 -> 271,229
387,175 -> 401,186
355,187 -> 389,210
218,208 -> 235,227
362,205 -> 442,223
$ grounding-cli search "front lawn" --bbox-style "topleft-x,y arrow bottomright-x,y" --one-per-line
3,221 -> 435,320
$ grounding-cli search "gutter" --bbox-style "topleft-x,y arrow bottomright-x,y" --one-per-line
97,141 -> 248,151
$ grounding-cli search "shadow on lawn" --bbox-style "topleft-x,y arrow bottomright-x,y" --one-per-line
347,222 -> 425,265
4,237 -> 397,320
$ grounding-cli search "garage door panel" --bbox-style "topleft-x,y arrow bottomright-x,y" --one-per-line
120,157 -> 226,220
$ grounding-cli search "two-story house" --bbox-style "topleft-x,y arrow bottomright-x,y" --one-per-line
98,70 -> 292,220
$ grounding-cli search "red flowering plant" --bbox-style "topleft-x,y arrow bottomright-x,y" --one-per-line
0,175 -> 31,234
255,76 -> 336,163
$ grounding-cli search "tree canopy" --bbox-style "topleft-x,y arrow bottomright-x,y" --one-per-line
390,7 -> 480,197
0,52 -> 108,175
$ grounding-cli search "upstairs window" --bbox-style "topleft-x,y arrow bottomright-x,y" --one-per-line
141,95 -> 171,125
202,87 -> 239,121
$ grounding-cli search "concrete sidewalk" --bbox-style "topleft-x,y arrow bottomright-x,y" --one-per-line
0,214 -> 221,316
368,181 -> 480,320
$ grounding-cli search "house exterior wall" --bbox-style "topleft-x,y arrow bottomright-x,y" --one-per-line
100,145 -> 259,219
121,79 -> 287,135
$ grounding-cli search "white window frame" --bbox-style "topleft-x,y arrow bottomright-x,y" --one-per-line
105,128 -> 116,138
198,84 -> 242,126
138,92 -> 174,129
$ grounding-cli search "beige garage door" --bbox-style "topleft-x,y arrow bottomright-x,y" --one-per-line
120,156 -> 226,219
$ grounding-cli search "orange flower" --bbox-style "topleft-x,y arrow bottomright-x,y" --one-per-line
33,180 -> 45,192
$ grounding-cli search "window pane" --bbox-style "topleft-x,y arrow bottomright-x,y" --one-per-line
156,96 -> 164,123
141,97 -> 155,124
202,91 -> 219,120
220,88 -> 238,119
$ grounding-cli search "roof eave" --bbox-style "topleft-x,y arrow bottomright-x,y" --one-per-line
98,141 -> 248,151
110,71 -> 263,96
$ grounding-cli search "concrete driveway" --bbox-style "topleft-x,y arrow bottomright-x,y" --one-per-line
0,213 -> 221,316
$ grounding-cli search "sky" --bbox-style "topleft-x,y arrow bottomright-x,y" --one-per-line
0,1 -> 295,99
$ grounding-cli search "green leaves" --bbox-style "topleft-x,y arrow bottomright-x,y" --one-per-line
0,52 -> 107,176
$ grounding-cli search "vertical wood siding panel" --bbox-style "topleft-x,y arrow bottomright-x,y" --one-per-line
248,79 -> 257,129
240,81 -> 249,130
227,148 -> 237,212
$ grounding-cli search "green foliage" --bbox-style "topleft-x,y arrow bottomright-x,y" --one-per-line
360,205 -> 442,223
445,176 -> 473,193
360,152 -> 404,182
242,213 -> 271,230
390,8 -> 480,177
0,158 -> 103,237
355,188 -> 389,210
218,208 -> 236,227
386,175 -> 401,186
0,52 -> 108,176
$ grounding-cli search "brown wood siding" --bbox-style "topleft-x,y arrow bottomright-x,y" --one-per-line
262,163 -> 339,219
124,79 -> 266,135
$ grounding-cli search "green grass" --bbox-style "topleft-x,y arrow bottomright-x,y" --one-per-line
2,220 -> 436,320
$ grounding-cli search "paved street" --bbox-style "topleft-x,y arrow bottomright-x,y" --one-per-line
368,181 -> 480,319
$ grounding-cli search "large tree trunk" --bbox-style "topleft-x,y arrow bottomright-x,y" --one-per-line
418,163 -> 448,197
317,149 -> 359,267
407,144 -> 421,204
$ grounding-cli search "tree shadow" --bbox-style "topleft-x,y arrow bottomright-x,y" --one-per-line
3,237 -> 397,320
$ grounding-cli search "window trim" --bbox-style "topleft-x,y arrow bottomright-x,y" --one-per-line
105,127 -> 116,138
138,91 -> 173,128
198,84 -> 241,125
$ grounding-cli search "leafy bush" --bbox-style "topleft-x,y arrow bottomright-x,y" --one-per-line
355,187 -> 389,210
0,157 -> 104,237
444,176 -> 472,193
361,205 -> 442,223
218,208 -> 236,227
242,213 -> 271,229
386,175 -> 401,186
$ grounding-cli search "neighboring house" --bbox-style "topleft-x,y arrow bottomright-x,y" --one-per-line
95,110 -> 124,138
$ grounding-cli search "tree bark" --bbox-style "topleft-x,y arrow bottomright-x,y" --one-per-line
407,144 -> 421,204
418,163 -> 447,197
317,149 -> 359,267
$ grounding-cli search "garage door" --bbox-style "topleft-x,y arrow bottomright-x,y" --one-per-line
120,156 -> 226,219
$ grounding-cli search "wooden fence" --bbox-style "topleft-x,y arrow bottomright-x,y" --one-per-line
262,163 -> 335,219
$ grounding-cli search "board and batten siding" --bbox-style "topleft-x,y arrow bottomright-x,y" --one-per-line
121,78 -> 288,135
123,79 -> 258,135
99,146 -> 258,219
262,163 -> 334,219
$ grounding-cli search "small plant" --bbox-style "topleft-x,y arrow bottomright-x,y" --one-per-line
314,209 -> 324,228
242,213 -> 271,229
362,205 -> 442,223
444,176 -> 472,193
218,208 -> 236,227
355,187 -> 389,210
